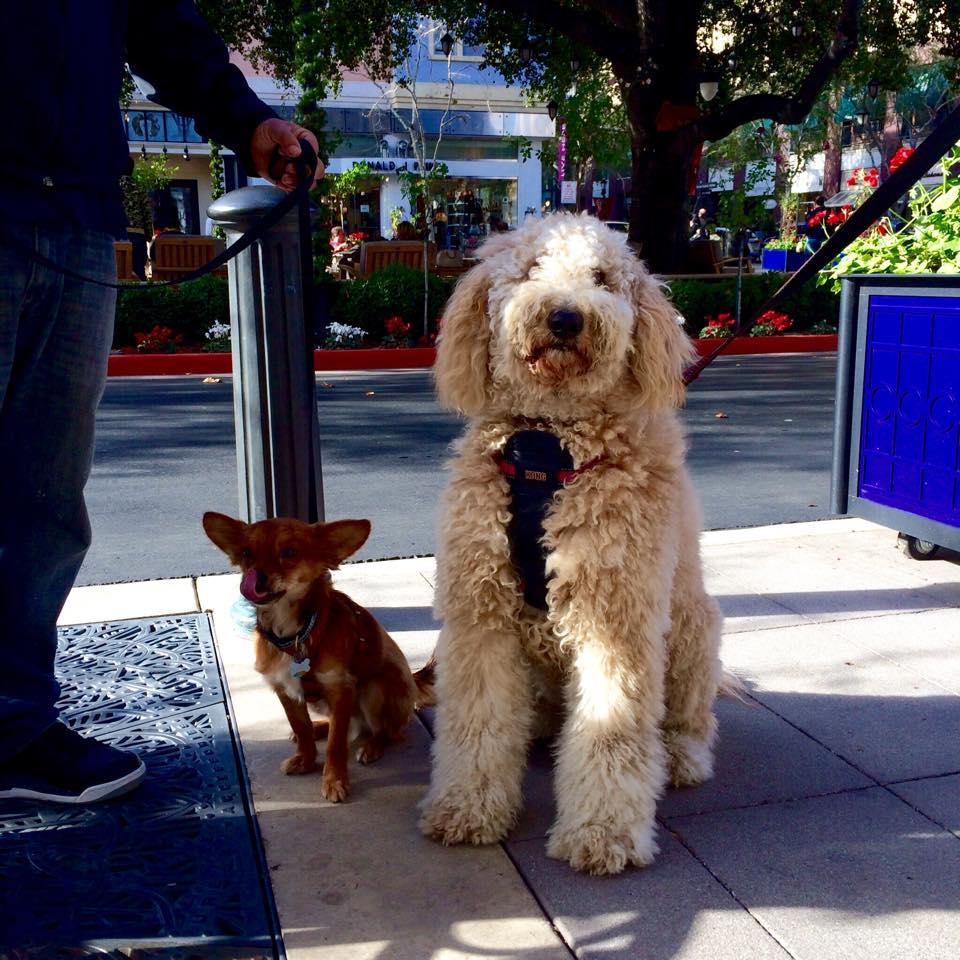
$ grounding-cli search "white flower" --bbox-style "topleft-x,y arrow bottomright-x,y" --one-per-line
206,321 -> 231,341
326,322 -> 366,344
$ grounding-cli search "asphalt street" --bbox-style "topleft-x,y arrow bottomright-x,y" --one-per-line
80,352 -> 840,585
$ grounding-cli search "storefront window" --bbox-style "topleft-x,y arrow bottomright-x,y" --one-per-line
431,178 -> 517,250
325,188 -> 383,239
127,110 -> 163,141
126,110 -> 202,143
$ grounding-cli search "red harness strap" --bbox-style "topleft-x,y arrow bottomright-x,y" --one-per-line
493,451 -> 606,485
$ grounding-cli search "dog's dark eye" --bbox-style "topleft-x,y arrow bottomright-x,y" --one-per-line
241,548 -> 253,563
280,546 -> 297,560
593,268 -> 608,288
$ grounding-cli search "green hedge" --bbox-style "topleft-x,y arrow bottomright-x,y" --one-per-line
114,275 -> 229,349
665,272 -> 841,336
328,265 -> 456,342
112,268 -> 841,351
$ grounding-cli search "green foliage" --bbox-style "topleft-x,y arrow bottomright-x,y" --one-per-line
119,178 -> 153,235
398,163 -> 450,215
820,145 -> 960,289
208,141 -> 226,241
119,155 -> 179,235
329,266 -> 455,342
114,276 -> 229,349
325,162 -> 385,230
715,191 -> 776,236
530,69 -> 632,186
667,273 -> 840,336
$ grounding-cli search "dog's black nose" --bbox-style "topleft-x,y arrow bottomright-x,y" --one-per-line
547,309 -> 583,340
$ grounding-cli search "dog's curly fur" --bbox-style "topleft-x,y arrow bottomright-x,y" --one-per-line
418,212 -> 725,875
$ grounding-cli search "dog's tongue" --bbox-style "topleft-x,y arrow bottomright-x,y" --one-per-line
239,568 -> 272,604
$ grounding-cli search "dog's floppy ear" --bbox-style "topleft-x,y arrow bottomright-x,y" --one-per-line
627,264 -> 695,409
202,511 -> 249,562
314,518 -> 371,567
433,259 -> 493,415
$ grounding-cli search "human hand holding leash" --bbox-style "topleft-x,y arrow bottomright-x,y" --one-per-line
250,118 -> 324,190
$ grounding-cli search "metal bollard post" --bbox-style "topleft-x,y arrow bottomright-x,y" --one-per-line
208,186 -> 324,523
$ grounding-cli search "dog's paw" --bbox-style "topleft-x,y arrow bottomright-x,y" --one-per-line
355,735 -> 385,764
664,732 -> 714,788
321,770 -> 350,802
281,752 -> 317,775
419,789 -> 511,846
547,821 -> 658,875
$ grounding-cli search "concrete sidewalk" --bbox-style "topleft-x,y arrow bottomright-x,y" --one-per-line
60,518 -> 960,960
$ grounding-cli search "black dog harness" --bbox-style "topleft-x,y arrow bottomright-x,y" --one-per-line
494,430 -> 603,609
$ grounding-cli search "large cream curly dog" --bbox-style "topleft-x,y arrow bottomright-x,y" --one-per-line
419,213 -> 725,875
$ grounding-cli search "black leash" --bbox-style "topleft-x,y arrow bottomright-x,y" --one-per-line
0,140 -> 318,290
682,99 -> 960,385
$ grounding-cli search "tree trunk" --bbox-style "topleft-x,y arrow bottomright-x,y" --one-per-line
623,66 -> 700,275
628,133 -> 696,274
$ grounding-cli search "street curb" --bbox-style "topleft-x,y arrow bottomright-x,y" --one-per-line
106,336 -> 837,376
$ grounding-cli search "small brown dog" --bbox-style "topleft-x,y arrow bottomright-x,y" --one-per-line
203,512 -> 434,802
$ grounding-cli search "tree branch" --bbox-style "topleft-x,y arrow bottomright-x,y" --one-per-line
690,0 -> 862,146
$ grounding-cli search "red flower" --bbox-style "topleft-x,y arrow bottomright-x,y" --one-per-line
134,325 -> 183,353
384,315 -> 411,336
808,211 -> 826,227
756,310 -> 793,334
827,212 -> 842,226
890,146 -> 915,172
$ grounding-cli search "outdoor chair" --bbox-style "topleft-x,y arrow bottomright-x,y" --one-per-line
150,235 -> 218,282
684,238 -> 753,276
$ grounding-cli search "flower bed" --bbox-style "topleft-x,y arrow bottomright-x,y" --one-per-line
112,263 -> 843,364
107,334 -> 837,376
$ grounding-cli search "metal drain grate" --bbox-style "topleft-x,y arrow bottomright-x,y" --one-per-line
0,616 -> 283,959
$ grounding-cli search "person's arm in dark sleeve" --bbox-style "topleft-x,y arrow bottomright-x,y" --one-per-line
126,0 -> 276,175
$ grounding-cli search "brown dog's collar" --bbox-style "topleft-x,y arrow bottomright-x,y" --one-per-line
261,609 -> 318,656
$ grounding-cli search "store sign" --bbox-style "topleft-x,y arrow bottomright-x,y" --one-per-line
350,159 -> 440,173
560,181 -> 577,204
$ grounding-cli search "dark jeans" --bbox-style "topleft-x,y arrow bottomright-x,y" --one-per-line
0,225 -> 116,762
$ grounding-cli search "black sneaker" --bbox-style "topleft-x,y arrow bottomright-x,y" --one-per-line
0,721 -> 145,804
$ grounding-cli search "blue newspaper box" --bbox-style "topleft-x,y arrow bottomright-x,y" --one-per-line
831,275 -> 960,558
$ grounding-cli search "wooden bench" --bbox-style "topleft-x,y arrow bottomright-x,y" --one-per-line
151,235 -> 218,282
346,240 -> 437,278
113,241 -> 135,281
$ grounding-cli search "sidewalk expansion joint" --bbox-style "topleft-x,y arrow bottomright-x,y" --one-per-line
500,841 -> 580,960
662,783 -> 879,823
660,822 -> 799,960
744,691 -> 960,841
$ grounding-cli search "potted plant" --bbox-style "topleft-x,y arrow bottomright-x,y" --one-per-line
761,234 -> 811,272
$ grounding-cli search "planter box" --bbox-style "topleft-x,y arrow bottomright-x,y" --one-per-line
106,336 -> 840,377
831,275 -> 960,554
761,248 -> 811,272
